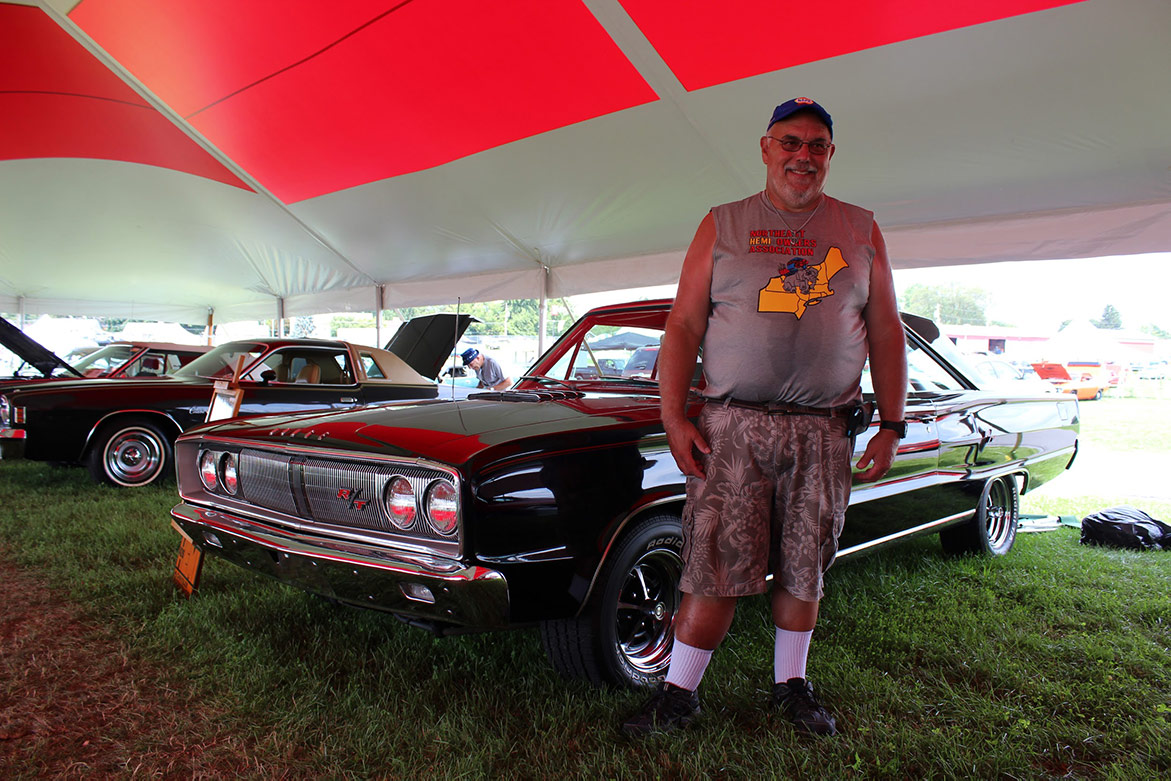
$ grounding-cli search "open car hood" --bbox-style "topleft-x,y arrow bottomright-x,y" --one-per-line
1030,362 -> 1073,381
0,317 -> 82,378
384,313 -> 476,381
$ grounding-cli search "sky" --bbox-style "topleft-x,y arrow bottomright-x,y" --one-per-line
893,253 -> 1171,334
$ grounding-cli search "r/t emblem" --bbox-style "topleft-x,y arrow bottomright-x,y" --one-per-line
337,487 -> 369,510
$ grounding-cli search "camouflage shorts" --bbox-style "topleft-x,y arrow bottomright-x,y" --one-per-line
678,402 -> 853,602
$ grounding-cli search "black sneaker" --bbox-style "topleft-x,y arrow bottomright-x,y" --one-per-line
620,682 -> 701,737
771,677 -> 838,736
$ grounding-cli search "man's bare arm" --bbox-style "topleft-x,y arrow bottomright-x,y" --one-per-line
856,221 -> 908,482
659,213 -> 716,478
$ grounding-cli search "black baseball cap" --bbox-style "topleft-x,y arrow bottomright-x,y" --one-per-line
767,97 -> 833,138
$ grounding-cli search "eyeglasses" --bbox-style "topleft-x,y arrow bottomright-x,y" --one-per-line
765,136 -> 832,155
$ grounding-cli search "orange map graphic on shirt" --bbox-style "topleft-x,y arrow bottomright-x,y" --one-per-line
758,247 -> 848,319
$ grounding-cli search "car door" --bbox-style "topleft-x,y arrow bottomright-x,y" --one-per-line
837,331 -> 972,554
236,346 -> 365,416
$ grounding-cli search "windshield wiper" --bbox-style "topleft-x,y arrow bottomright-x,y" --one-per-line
590,377 -> 659,386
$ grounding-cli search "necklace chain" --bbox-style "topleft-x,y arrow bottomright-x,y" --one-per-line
765,193 -> 822,234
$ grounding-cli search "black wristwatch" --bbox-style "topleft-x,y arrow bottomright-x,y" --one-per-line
879,420 -> 907,438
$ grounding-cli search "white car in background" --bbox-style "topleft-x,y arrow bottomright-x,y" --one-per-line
969,356 -> 1059,395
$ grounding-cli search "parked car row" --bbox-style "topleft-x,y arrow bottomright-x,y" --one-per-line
1,316 -> 211,385
0,315 -> 471,485
166,300 -> 1079,688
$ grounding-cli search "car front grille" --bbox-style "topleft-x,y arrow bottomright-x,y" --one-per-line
225,447 -> 459,552
239,449 -> 299,516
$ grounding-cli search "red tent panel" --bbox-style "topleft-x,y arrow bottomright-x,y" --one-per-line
618,0 -> 1085,91
70,0 -> 402,118
71,0 -> 659,202
0,3 -> 249,189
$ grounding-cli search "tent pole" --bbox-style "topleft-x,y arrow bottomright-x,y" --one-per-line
276,298 -> 285,337
538,266 -> 550,354
206,307 -> 214,346
375,285 -> 385,347
17,296 -> 26,331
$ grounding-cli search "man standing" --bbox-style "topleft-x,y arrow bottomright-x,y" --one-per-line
622,98 -> 908,737
460,348 -> 512,390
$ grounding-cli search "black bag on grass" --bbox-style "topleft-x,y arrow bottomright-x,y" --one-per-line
1080,506 -> 1171,551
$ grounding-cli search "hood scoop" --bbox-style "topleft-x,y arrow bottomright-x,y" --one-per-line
266,427 -> 328,441
467,389 -> 584,403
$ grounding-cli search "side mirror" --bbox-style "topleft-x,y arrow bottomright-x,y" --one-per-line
260,369 -> 277,384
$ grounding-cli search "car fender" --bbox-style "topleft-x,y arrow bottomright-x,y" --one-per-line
573,494 -> 685,617
82,408 -> 185,459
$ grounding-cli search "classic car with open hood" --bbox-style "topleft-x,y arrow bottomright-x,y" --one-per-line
0,314 -> 472,486
0,316 -> 210,386
168,300 -> 1079,689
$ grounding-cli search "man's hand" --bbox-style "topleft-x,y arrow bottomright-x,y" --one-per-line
663,416 -> 710,479
854,429 -> 899,482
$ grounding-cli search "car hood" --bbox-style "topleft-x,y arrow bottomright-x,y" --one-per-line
1031,362 -> 1073,381
0,317 -> 82,378
384,313 -> 476,381
189,390 -> 662,466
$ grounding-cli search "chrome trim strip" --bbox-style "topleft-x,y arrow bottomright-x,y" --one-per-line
837,510 -> 973,559
478,546 -> 572,564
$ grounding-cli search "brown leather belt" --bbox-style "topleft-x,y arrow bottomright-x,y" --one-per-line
712,397 -> 856,418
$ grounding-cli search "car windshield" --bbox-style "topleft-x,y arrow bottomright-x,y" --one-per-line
64,344 -> 135,377
174,341 -> 267,379
544,324 -> 667,383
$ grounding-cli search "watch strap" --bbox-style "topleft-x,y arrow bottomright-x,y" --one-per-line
879,419 -> 907,438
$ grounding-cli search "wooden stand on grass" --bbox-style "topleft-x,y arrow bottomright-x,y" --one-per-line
173,355 -> 247,597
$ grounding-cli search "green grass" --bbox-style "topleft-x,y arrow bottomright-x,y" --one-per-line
1,398 -> 1170,778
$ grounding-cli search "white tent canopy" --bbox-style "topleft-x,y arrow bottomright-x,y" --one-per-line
2,0 -> 1169,324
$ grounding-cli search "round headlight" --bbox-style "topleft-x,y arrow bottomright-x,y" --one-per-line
384,476 -> 416,529
198,450 -> 219,491
220,452 -> 239,495
424,480 -> 458,536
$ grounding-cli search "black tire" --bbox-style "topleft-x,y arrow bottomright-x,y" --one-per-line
940,475 -> 1019,556
541,512 -> 683,689
86,417 -> 174,487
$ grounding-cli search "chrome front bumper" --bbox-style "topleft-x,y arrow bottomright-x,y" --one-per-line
171,503 -> 509,628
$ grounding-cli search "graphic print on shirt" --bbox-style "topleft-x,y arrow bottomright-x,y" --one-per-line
757,247 -> 848,319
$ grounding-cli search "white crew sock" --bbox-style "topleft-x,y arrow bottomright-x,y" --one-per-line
664,639 -> 714,691
774,626 -> 813,683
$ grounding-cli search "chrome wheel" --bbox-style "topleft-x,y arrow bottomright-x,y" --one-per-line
88,418 -> 173,487
940,475 -> 1019,556
615,545 -> 682,676
981,475 -> 1019,555
540,512 -> 684,688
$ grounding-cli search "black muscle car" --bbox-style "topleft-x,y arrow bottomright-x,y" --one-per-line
169,300 -> 1079,689
1,315 -> 471,486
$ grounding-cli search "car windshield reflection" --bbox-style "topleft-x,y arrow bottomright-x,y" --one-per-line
174,342 -> 267,379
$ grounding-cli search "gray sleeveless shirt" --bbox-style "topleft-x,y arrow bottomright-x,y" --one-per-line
702,192 -> 875,407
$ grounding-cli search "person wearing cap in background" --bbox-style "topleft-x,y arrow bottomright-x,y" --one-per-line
621,98 -> 908,737
460,348 -> 512,391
